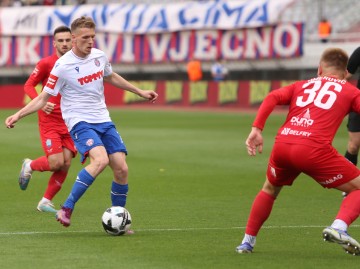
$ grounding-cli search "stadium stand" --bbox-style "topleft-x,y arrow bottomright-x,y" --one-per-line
280,0 -> 360,42
0,0 -> 360,81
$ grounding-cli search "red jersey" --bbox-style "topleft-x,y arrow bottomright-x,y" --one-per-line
253,76 -> 360,148
24,54 -> 67,131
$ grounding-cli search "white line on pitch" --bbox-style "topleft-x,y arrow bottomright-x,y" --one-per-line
0,224 -> 359,235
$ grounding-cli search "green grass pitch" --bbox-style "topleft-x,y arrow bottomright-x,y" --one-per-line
0,108 -> 359,269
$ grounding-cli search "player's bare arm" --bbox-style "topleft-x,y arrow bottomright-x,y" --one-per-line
104,72 -> 158,103
5,91 -> 52,128
245,127 -> 263,156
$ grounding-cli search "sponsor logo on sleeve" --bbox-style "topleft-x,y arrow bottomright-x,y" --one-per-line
32,67 -> 39,76
46,74 -> 58,90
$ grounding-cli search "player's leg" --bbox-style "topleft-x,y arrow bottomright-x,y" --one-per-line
312,148 -> 360,255
236,179 -> 282,253
103,124 -> 129,207
18,158 -> 35,191
66,145 -> 108,208
108,152 -> 128,207
344,112 -> 360,166
323,175 -> 360,255
18,129 -> 57,190
345,131 -> 360,165
57,122 -> 107,227
236,143 -> 299,254
343,130 -> 360,198
57,145 -> 108,227
38,148 -> 73,213
104,124 -> 133,234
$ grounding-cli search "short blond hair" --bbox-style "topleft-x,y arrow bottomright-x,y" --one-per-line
70,16 -> 96,32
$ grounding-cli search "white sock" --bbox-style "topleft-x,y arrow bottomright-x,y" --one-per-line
331,219 -> 348,231
40,197 -> 51,204
241,233 -> 256,247
26,161 -> 32,172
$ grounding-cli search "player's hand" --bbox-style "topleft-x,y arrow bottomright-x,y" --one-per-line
245,127 -> 263,156
140,90 -> 158,103
5,114 -> 19,129
42,102 -> 56,114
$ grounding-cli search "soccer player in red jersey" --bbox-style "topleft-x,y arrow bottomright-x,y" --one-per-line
236,48 -> 360,255
19,26 -> 76,213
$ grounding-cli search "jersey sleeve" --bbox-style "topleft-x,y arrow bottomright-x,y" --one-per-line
253,84 -> 294,130
104,56 -> 113,77
43,63 -> 64,96
24,60 -> 47,99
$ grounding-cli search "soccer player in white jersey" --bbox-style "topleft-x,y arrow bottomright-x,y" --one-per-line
5,16 -> 158,229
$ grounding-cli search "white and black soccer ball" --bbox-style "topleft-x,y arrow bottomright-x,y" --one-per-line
101,206 -> 132,236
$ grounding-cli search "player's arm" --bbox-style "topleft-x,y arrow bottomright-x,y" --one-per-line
245,127 -> 263,156
253,85 -> 293,130
24,62 -> 45,99
24,61 -> 56,114
245,85 -> 293,156
5,91 -> 51,129
104,72 -> 158,103
245,94 -> 279,156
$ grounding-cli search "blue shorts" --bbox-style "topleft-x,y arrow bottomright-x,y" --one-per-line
70,121 -> 127,164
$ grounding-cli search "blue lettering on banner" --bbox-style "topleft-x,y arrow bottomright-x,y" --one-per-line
49,5 -> 80,32
0,0 -> 295,36
147,9 -> 168,32
179,4 -> 198,26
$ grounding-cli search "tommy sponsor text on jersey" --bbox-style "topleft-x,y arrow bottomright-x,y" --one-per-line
43,48 -> 113,131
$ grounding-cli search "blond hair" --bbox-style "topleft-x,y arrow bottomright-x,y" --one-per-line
70,16 -> 96,32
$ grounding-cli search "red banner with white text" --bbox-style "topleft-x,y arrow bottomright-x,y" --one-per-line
0,24 -> 303,66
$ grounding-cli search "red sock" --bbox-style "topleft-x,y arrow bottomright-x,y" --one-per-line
43,170 -> 68,200
245,190 -> 276,236
335,189 -> 360,225
30,156 -> 51,172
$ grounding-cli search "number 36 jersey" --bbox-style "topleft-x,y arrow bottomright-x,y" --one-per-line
253,76 -> 360,148
43,48 -> 113,131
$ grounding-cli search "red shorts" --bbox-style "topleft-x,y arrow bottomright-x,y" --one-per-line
39,127 -> 76,157
267,142 -> 360,188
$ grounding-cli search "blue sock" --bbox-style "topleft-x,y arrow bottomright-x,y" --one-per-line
63,169 -> 95,209
111,182 -> 128,207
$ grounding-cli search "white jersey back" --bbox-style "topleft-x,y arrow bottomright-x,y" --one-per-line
44,48 -> 113,131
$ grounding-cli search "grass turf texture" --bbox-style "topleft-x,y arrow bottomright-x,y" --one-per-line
0,108 -> 359,269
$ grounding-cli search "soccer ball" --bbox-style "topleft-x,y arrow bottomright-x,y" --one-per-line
101,206 -> 132,236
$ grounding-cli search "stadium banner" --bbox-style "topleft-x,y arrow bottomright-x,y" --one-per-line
0,23 -> 303,66
0,79 -> 294,109
0,0 -> 296,36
